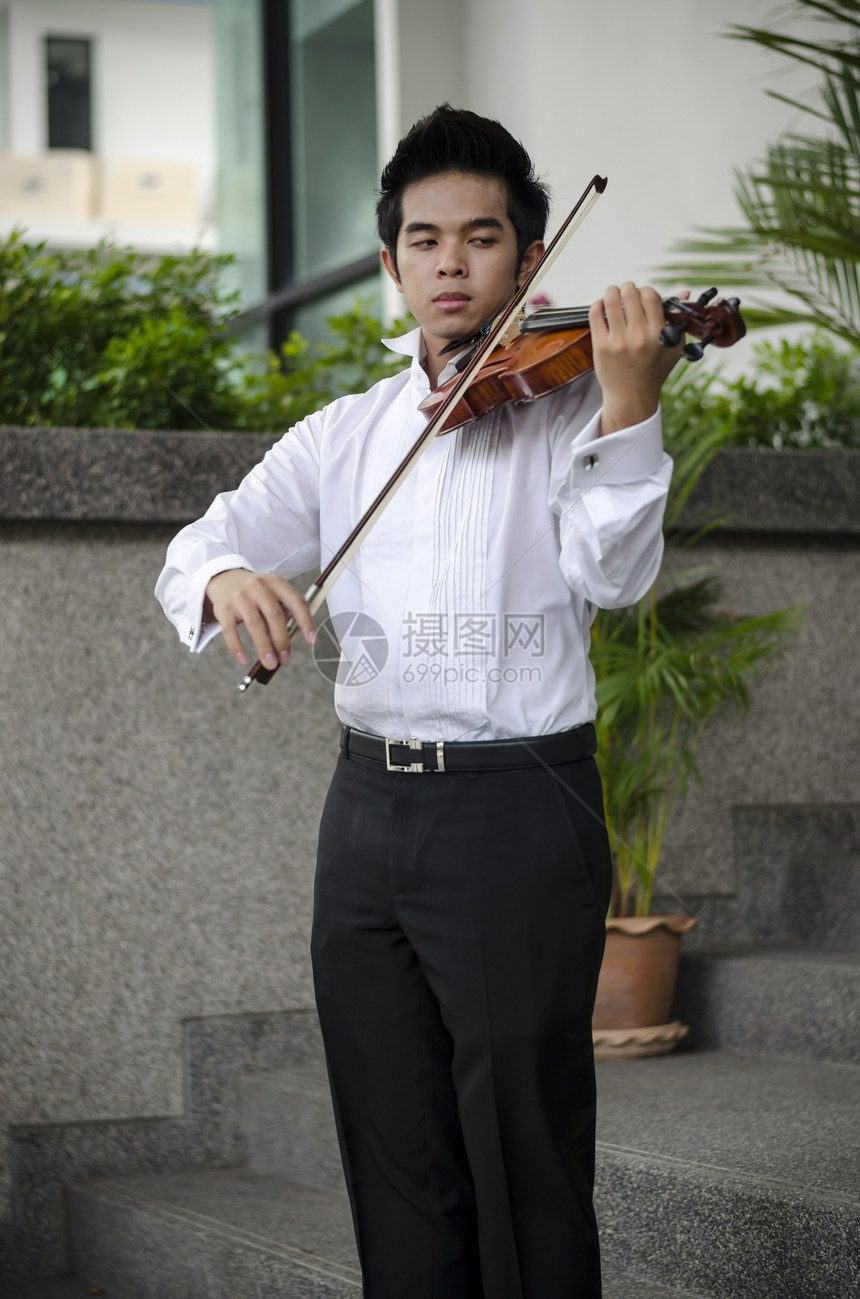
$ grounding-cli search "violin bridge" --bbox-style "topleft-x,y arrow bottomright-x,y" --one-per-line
498,311 -> 526,350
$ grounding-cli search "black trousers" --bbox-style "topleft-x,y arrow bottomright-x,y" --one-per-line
310,744 -> 612,1299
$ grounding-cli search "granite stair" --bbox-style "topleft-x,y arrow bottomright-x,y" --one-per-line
7,801 -> 859,1299
58,949 -> 858,1299
674,944 -> 859,1066
58,1035 -> 713,1298
64,1166 -> 708,1299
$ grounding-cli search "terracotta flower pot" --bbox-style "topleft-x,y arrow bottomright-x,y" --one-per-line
592,913 -> 697,1060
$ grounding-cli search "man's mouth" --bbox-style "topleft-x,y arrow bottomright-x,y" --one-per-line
434,293 -> 471,310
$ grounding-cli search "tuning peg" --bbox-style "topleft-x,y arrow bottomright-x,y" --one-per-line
660,323 -> 685,348
727,297 -> 740,309
683,340 -> 706,361
697,287 -> 718,306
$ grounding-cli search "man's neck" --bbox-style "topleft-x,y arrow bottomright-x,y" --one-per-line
421,330 -> 447,387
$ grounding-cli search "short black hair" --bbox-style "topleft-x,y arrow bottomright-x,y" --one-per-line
377,105 -> 550,274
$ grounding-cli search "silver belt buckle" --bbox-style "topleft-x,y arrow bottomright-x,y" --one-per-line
385,736 -> 424,773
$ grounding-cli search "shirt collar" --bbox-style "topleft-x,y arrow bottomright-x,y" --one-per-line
381,326 -> 424,359
382,326 -> 467,390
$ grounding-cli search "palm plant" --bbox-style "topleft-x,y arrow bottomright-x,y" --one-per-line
591,366 -> 801,918
592,576 -> 799,919
661,0 -> 860,347
591,1 -> 848,919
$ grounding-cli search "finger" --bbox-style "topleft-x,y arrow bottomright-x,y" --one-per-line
589,294 -> 610,339
267,575 -> 317,646
263,590 -> 304,664
623,281 -> 668,333
638,284 -> 667,333
228,575 -> 314,664
601,284 -> 626,333
236,593 -> 285,669
222,572 -> 293,667
217,609 -> 249,666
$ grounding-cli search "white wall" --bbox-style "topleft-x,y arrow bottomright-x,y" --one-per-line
1,0 -> 214,238
380,0 -> 815,327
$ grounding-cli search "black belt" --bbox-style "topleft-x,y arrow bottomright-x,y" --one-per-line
341,724 -> 597,774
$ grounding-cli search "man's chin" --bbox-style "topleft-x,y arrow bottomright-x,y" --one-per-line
432,312 -> 483,342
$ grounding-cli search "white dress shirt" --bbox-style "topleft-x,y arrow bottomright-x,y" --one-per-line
155,328 -> 672,741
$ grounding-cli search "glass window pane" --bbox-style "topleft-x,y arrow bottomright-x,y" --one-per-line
290,0 -> 378,281
212,0 -> 267,316
292,272 -> 381,345
46,37 -> 92,150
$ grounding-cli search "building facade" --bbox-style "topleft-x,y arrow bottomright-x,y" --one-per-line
0,0 -> 802,347
0,0 -> 215,252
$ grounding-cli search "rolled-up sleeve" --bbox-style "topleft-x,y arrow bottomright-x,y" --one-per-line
547,387 -> 673,609
155,417 -> 322,651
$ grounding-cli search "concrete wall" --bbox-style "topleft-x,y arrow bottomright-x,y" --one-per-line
658,534 -> 859,896
1,430 -> 858,1229
0,433 -> 331,1223
655,451 -> 860,921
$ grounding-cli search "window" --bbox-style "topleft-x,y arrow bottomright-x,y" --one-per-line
46,37 -> 93,151
287,0 -> 379,341
214,0 -> 379,348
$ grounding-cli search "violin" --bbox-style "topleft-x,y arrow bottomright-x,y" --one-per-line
238,175 -> 745,691
419,289 -> 746,434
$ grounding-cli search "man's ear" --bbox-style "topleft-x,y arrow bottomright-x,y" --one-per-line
380,246 -> 403,292
516,239 -> 545,288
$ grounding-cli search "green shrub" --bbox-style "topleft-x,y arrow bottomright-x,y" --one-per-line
704,334 -> 860,451
0,233 -> 237,428
4,230 -> 857,450
230,304 -> 413,431
657,332 -> 860,455
0,232 -> 409,431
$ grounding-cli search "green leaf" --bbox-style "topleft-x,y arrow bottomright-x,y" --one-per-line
660,3 -> 860,350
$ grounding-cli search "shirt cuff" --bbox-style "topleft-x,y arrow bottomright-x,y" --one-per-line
184,553 -> 252,652
570,407 -> 663,485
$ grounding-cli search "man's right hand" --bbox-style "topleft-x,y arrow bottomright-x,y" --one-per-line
204,569 -> 317,669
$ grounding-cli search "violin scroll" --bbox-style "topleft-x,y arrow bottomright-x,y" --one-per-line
659,287 -> 745,360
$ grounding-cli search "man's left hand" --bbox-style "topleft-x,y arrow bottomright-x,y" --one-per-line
589,282 -> 687,437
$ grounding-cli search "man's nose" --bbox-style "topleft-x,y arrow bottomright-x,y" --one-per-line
437,245 -> 467,276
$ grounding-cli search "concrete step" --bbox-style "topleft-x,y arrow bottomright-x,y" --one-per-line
674,945 -> 859,1065
65,1167 -> 705,1298
67,1048 -> 859,1299
0,1279 -> 131,1299
67,1172 -> 360,1299
594,1050 -> 859,1298
238,1053 -> 341,1188
239,1052 -> 859,1297
233,950 -> 860,1182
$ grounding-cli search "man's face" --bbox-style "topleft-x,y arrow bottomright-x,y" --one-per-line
381,170 -> 543,374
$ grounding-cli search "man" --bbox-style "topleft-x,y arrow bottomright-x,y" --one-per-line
156,106 -> 678,1298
